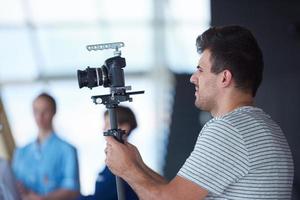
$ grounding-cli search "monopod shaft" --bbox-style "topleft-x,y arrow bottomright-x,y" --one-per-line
108,107 -> 126,200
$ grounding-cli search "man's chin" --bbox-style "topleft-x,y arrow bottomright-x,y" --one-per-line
194,101 -> 202,110
195,101 -> 208,112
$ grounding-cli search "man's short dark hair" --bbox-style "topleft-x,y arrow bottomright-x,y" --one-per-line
35,92 -> 57,114
104,106 -> 137,135
196,25 -> 264,96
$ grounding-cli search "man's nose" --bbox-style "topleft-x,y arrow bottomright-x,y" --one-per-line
190,73 -> 197,84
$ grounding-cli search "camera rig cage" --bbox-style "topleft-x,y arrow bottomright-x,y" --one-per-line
77,42 -> 144,200
78,42 -> 144,141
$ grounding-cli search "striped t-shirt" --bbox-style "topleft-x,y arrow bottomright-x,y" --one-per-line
178,106 -> 294,199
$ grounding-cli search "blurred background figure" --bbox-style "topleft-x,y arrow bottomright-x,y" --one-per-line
12,93 -> 80,200
0,157 -> 21,200
79,105 -> 138,200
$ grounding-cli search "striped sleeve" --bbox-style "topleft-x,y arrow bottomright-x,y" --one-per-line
178,119 -> 249,196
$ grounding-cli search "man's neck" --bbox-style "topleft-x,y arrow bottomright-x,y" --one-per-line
211,92 -> 254,117
38,129 -> 53,144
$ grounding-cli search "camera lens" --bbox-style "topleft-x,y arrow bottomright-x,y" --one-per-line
77,67 -> 104,89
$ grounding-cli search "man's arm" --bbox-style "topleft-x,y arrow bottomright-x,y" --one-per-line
105,137 -> 208,200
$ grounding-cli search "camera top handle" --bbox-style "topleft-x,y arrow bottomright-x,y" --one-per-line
86,42 -> 125,56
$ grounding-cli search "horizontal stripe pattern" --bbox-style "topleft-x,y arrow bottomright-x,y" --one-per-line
178,106 -> 293,199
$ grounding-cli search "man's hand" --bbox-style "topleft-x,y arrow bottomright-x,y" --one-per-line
16,182 -> 42,200
105,136 -> 143,178
16,181 -> 41,200
16,181 -> 28,196
105,137 -> 208,200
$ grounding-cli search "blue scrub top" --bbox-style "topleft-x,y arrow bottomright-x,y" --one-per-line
12,133 -> 80,195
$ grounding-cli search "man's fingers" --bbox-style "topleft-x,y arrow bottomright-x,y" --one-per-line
105,136 -> 123,156
105,136 -> 118,144
105,136 -> 128,148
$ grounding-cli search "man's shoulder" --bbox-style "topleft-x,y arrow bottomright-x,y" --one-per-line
211,106 -> 267,127
52,134 -> 77,153
202,116 -> 242,142
201,109 -> 250,140
204,115 -> 238,132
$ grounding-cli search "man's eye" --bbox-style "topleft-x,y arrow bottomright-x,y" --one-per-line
196,66 -> 203,72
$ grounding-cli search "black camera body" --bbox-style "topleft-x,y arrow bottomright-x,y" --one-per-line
77,56 -> 126,89
76,42 -> 144,100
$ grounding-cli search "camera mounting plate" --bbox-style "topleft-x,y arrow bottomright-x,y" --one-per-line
91,90 -> 144,107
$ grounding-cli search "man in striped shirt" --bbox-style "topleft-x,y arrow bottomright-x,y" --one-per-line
105,25 -> 294,199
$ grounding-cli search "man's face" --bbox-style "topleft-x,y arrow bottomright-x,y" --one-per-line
33,97 -> 55,130
190,49 -> 220,112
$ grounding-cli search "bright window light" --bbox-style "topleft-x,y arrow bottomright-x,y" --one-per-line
28,0 -> 98,23
0,0 -> 25,25
0,29 -> 37,82
95,0 -> 152,21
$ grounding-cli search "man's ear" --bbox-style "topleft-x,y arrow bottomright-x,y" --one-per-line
220,69 -> 233,88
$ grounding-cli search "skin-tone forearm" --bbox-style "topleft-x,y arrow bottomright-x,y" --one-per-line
124,162 -> 167,200
125,167 -> 208,200
140,163 -> 167,184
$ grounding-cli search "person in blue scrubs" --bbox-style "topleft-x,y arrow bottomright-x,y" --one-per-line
12,93 -> 80,200
79,106 -> 138,200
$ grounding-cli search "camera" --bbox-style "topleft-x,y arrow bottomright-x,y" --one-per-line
77,41 -> 144,105
77,56 -> 126,89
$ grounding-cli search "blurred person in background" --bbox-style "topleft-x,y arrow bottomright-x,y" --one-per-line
79,105 -> 138,200
0,157 -> 21,200
12,92 -> 80,200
